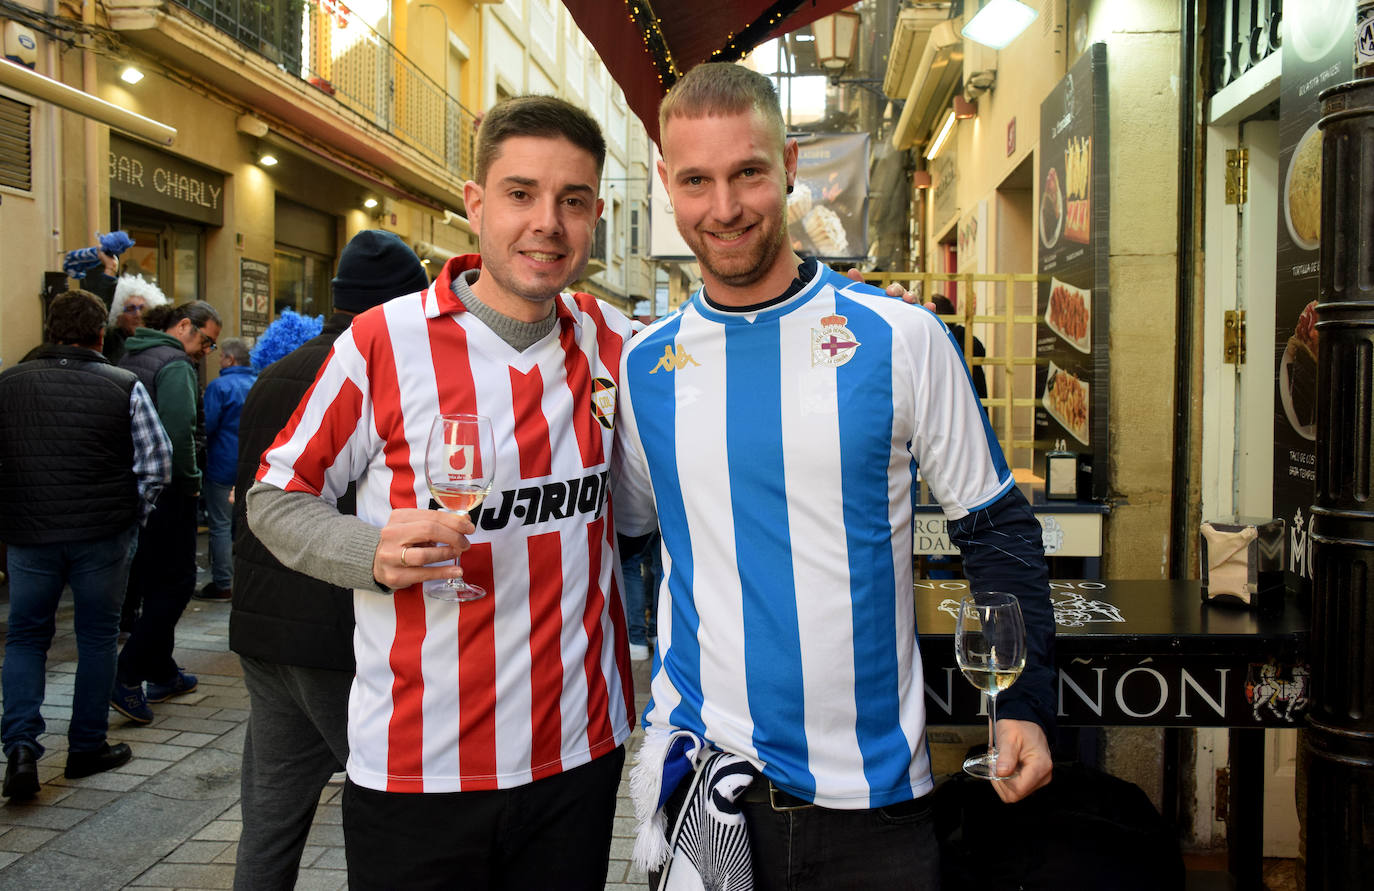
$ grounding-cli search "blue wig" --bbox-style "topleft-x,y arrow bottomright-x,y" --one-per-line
251,309 -> 324,371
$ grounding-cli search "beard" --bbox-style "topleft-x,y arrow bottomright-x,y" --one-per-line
682,215 -> 788,289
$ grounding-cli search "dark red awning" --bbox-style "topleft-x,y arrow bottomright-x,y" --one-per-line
562,0 -> 857,145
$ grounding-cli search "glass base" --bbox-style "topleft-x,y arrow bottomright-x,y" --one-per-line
423,578 -> 487,602
962,751 -> 1018,781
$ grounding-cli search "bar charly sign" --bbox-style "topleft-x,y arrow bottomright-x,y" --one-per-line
108,135 -> 224,227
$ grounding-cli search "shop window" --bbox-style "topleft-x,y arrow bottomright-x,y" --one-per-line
0,94 -> 32,192
274,248 -> 333,318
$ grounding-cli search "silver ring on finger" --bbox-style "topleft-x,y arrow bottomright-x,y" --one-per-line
400,545 -> 412,567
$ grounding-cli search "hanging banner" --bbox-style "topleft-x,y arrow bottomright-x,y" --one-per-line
649,132 -> 870,262
1034,43 -> 1110,500
1273,0 -> 1354,595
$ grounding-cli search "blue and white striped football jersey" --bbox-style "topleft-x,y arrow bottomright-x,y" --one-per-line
615,261 -> 1014,809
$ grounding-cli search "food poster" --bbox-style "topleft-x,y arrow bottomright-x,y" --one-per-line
784,133 -> 869,261
239,258 -> 271,342
1273,0 -> 1354,595
1034,43 -> 1109,499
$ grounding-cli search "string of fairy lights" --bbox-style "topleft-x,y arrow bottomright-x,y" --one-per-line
621,0 -> 809,93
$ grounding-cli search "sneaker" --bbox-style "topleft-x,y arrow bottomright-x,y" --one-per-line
110,681 -> 153,725
629,643 -> 651,661
64,742 -> 132,779
3,745 -> 39,800
193,581 -> 232,602
146,669 -> 198,703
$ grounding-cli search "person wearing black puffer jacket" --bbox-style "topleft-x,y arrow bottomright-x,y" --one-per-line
0,290 -> 171,800
229,230 -> 428,891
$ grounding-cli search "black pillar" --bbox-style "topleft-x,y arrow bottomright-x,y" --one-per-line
1306,76 -> 1374,890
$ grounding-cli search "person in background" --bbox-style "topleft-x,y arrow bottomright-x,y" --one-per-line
931,293 -> 988,400
620,531 -> 662,662
0,291 -> 170,799
112,301 -> 222,726
197,338 -> 255,602
619,62 -> 1056,889
105,275 -> 170,366
230,230 -> 429,891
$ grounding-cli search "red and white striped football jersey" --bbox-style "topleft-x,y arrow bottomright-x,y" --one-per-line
258,255 -> 636,793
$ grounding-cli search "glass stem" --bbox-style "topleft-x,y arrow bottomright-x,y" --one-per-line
987,693 -> 998,761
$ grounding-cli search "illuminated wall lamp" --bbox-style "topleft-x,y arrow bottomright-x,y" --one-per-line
912,171 -> 933,190
924,109 -> 957,161
961,0 -> 1039,50
363,197 -> 379,209
953,95 -> 978,119
257,151 -> 278,167
811,9 -> 861,72
119,65 -> 144,85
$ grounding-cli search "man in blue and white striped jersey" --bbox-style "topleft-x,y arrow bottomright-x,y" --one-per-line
616,62 -> 1056,888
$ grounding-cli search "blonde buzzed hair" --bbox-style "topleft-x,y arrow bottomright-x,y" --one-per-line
658,63 -> 786,146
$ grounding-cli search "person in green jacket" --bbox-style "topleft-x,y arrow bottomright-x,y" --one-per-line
112,301 -> 221,725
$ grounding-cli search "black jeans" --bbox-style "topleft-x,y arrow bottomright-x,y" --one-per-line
343,746 -> 626,890
117,489 -> 198,684
656,778 -> 940,890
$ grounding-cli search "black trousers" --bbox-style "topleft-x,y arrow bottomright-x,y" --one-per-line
342,746 -> 626,890
117,489 -> 198,684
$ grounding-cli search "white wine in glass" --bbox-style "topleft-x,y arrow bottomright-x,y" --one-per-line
423,413 -> 495,602
955,591 -> 1026,780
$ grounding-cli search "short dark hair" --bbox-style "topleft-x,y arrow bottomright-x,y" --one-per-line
474,95 -> 606,184
930,294 -> 955,315
659,62 -> 786,148
143,305 -> 175,331
46,290 -> 108,346
165,300 -> 222,331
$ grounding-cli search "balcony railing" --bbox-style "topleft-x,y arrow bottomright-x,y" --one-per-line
171,0 -> 477,180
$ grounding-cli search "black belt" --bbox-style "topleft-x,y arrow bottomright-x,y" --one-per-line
741,779 -> 815,811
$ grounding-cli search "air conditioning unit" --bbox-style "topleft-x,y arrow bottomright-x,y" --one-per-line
891,20 -> 964,151
882,5 -> 952,99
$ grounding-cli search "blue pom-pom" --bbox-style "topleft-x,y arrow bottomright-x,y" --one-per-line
251,309 -> 324,371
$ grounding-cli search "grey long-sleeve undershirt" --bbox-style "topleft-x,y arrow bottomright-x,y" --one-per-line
246,268 -> 559,593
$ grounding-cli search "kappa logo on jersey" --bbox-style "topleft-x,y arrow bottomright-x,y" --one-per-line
649,343 -> 700,374
591,377 -> 616,430
811,314 -> 861,368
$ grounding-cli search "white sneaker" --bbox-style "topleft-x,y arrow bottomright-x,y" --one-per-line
629,643 -> 651,661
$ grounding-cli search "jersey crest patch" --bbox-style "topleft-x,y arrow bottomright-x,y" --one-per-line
811,314 -> 861,368
592,377 -> 617,429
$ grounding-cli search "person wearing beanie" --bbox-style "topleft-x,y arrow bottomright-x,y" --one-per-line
229,230 -> 427,889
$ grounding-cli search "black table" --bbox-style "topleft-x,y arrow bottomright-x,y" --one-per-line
915,579 -> 1310,890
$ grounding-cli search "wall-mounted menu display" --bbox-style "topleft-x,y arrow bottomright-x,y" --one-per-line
1035,43 -> 1109,500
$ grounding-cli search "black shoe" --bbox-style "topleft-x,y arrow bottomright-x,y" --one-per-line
193,581 -> 231,602
3,745 -> 39,800
64,742 -> 132,779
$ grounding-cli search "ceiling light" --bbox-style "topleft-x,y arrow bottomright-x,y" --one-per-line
257,152 -> 278,167
363,197 -> 379,209
962,0 -> 1039,50
119,66 -> 144,85
925,110 -> 957,160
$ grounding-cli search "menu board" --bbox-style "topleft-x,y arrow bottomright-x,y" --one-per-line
239,258 -> 271,342
1273,0 -> 1354,595
1034,43 -> 1110,499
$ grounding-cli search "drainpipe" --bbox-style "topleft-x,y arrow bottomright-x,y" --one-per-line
82,0 -> 100,239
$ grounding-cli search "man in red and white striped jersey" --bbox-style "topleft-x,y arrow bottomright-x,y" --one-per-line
247,96 -> 638,889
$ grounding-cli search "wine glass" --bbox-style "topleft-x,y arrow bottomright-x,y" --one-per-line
423,413 -> 495,602
955,591 -> 1027,780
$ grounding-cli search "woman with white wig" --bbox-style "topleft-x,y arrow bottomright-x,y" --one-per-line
104,275 -> 169,364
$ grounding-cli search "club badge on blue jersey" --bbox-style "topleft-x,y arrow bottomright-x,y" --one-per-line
592,377 -> 617,429
811,314 -> 861,368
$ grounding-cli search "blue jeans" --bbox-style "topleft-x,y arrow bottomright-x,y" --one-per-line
621,532 -> 662,646
2,526 -> 136,757
204,479 -> 234,589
